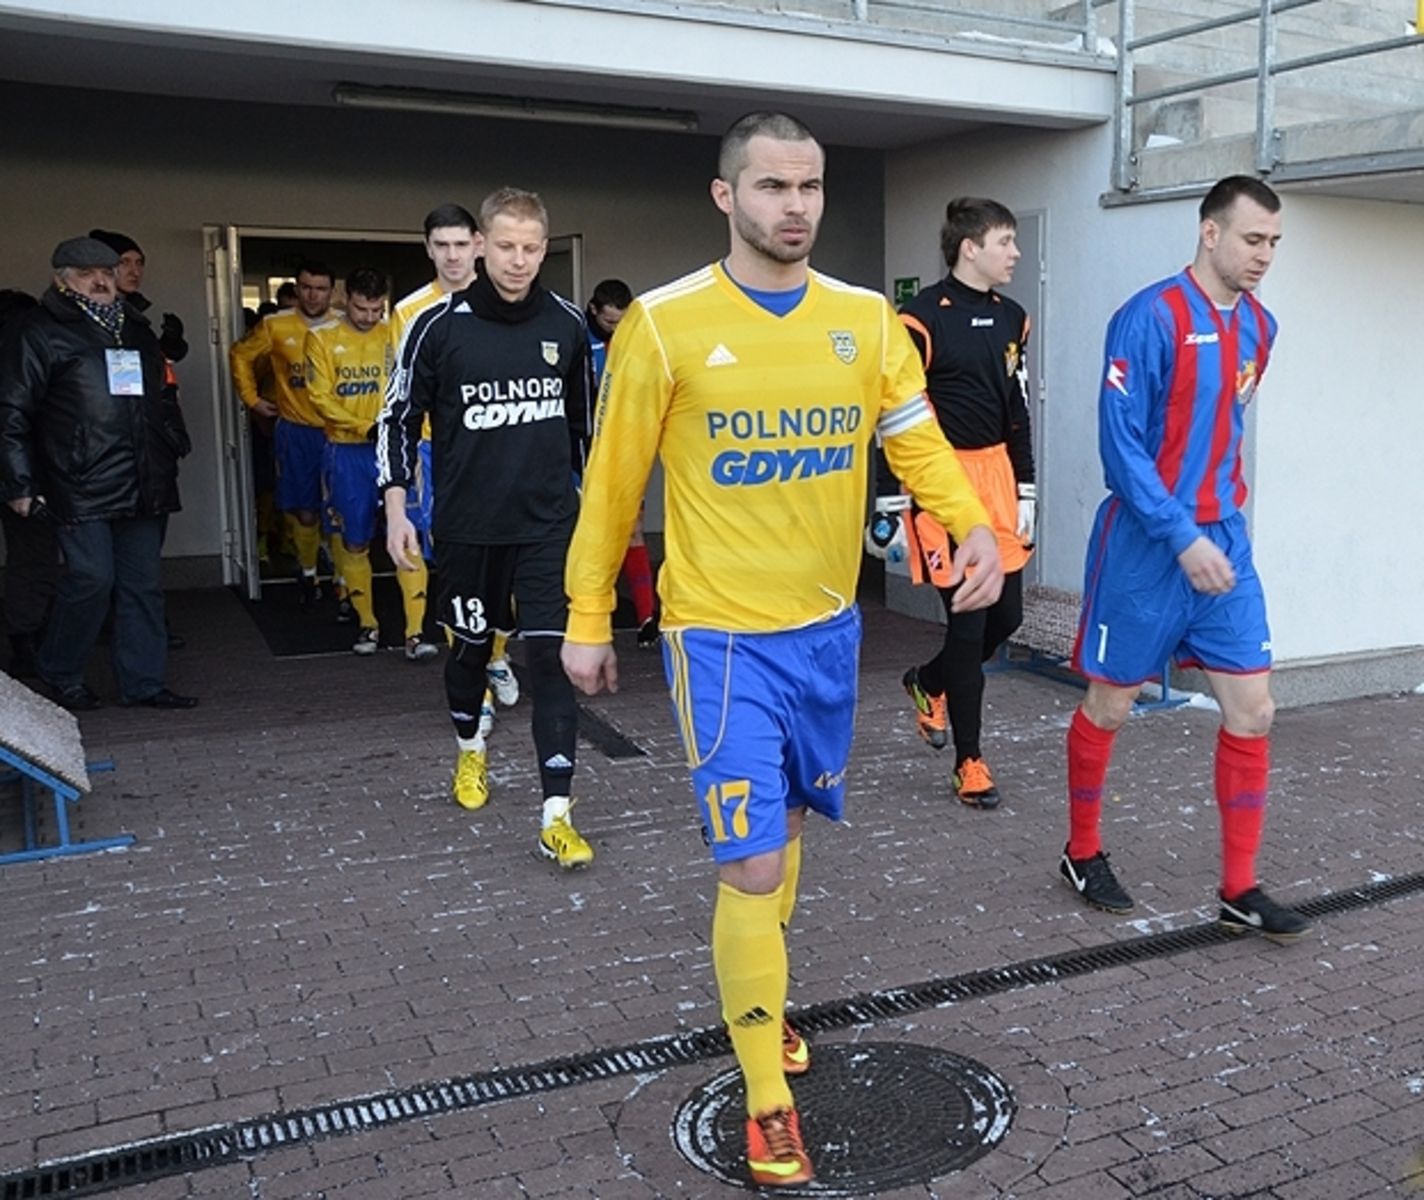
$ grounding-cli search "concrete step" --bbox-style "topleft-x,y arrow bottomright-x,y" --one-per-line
1131,102 -> 1424,187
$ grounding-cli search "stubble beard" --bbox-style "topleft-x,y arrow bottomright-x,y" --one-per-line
733,206 -> 815,266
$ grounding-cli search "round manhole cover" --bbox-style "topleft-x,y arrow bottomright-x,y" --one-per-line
672,1040 -> 1014,1196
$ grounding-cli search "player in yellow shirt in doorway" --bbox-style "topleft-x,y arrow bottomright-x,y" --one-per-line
561,112 -> 1002,1187
230,261 -> 335,607
305,267 -> 436,660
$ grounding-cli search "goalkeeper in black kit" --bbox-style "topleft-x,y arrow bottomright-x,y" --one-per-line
376,187 -> 597,867
873,197 -> 1037,810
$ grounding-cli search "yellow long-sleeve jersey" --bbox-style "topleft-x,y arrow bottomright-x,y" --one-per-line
565,263 -> 992,642
305,318 -> 390,444
230,309 -> 330,428
388,281 -> 449,442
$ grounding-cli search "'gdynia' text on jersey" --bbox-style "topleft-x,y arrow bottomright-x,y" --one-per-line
376,279 -> 593,545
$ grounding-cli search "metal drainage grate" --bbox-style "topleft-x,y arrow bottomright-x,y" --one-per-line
674,1042 -> 1015,1196
577,704 -> 647,759
5,869 -> 1422,1198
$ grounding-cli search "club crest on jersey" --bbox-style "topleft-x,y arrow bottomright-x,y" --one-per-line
1236,360 -> 1259,406
828,331 -> 858,364
1004,340 -> 1021,377
541,340 -> 559,366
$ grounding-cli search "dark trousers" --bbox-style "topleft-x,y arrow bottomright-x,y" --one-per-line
39,516 -> 167,700
919,570 -> 1025,764
0,504 -> 59,637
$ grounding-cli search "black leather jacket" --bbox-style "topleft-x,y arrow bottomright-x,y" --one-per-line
0,286 -> 188,522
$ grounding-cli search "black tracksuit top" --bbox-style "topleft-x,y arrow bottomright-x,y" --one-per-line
378,270 -> 594,546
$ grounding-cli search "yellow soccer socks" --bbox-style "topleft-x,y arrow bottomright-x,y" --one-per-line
397,561 -> 429,639
714,881 -> 793,1117
342,546 -> 376,629
778,836 -> 802,930
289,517 -> 321,575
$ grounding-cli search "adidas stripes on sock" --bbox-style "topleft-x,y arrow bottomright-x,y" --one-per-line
713,881 -> 793,1118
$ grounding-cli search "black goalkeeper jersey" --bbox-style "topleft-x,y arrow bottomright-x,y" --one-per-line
377,269 -> 593,546
897,274 -> 1035,485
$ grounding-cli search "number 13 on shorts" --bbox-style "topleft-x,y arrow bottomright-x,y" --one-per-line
704,779 -> 752,843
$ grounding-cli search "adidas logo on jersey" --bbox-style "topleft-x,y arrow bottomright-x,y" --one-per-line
705,343 -> 738,367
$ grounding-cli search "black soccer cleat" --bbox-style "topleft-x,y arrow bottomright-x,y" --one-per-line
1060,846 -> 1135,914
1218,887 -> 1312,943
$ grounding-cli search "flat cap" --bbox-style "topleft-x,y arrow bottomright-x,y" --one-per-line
51,236 -> 120,269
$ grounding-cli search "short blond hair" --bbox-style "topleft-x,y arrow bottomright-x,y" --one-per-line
478,187 -> 549,235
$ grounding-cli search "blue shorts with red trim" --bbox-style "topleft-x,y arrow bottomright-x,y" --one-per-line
1073,501 -> 1271,685
274,419 -> 326,514
662,608 -> 861,865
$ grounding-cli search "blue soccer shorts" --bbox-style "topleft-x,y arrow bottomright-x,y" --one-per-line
1074,500 -> 1271,685
322,441 -> 378,546
274,419 -> 326,514
411,438 -> 435,560
662,607 -> 862,865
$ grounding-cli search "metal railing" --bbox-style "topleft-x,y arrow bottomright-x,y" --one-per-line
1111,0 -> 1424,192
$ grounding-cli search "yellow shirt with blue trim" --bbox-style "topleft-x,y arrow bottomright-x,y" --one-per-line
389,281 -> 449,442
230,309 -> 329,428
565,263 -> 991,642
305,318 -> 390,444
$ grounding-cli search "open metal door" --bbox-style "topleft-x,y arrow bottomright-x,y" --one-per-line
203,225 -> 261,598
542,233 -> 583,308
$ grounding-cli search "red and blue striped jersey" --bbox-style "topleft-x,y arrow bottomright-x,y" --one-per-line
1098,266 -> 1277,554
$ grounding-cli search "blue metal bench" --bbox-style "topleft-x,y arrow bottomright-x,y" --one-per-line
0,674 -> 133,865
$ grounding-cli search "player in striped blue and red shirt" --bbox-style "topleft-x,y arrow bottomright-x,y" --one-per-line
1059,175 -> 1310,943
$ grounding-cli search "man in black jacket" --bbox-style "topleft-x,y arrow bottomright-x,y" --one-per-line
0,236 -> 195,711
378,188 -> 594,866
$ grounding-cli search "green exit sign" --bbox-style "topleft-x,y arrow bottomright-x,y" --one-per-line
893,276 -> 919,305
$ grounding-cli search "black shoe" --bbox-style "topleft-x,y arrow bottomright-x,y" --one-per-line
48,682 -> 103,712
636,617 -> 661,647
1219,887 -> 1311,943
335,598 -> 357,625
121,688 -> 199,710
1060,846 -> 1135,913
8,633 -> 40,679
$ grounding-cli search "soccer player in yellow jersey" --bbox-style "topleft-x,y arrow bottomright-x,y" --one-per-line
230,261 -> 335,606
562,112 -> 1003,1187
305,267 -> 437,662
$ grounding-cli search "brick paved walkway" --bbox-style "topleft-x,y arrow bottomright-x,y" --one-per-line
2,587 -> 1421,1198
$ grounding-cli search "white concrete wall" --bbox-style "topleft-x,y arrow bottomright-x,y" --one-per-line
884,124 -> 1424,664
1251,194 -> 1424,660
0,82 -> 885,572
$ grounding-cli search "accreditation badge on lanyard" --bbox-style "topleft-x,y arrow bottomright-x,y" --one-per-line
105,348 -> 144,396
